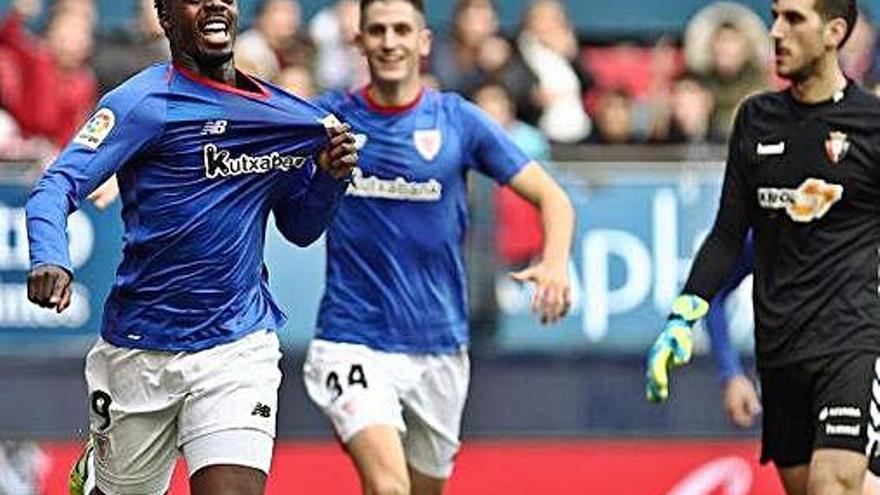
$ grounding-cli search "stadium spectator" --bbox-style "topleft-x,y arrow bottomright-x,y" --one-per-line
586,88 -> 636,144
92,0 -> 169,96
303,2 -> 574,494
48,0 -> 97,29
0,0 -> 96,148
308,0 -> 367,90
516,0 -> 592,143
650,72 -> 721,144
431,0 -> 498,92
431,0 -> 539,123
684,2 -> 771,137
234,0 -> 312,80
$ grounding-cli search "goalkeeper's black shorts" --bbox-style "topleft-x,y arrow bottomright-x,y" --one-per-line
760,351 -> 880,473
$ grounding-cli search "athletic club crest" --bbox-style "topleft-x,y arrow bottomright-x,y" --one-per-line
824,131 -> 850,164
413,129 -> 442,161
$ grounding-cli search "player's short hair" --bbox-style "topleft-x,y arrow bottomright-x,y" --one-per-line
360,0 -> 426,25
814,0 -> 858,47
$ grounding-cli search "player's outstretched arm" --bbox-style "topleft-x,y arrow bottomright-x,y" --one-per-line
506,161 -> 574,325
273,123 -> 357,247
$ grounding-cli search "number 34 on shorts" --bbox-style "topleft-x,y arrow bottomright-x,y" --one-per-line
325,362 -> 369,402
304,341 -> 373,407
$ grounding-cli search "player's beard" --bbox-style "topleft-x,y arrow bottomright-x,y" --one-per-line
780,52 -> 823,84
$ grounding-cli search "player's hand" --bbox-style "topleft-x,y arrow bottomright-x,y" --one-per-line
509,260 -> 571,325
27,264 -> 73,313
722,374 -> 761,428
318,123 -> 357,181
645,294 -> 709,402
87,175 -> 120,210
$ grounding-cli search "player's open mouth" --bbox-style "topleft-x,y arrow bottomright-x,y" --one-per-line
200,18 -> 231,45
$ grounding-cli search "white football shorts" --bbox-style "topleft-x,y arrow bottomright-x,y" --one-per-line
84,330 -> 282,495
303,339 -> 470,478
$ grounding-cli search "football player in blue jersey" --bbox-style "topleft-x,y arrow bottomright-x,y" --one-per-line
25,0 -> 357,491
302,1 -> 575,494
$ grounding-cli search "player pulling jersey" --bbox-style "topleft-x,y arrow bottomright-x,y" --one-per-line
27,61 -> 352,495
28,62 -> 341,352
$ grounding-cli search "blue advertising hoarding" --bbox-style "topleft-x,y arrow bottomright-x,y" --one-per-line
0,163 -> 755,356
0,183 -> 122,355
493,164 -> 755,355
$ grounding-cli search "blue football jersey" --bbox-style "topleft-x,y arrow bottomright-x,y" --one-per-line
314,87 -> 530,353
27,62 -> 342,352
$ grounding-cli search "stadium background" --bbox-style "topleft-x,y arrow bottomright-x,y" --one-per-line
0,0 -> 871,492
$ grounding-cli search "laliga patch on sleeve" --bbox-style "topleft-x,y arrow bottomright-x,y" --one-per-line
73,108 -> 116,150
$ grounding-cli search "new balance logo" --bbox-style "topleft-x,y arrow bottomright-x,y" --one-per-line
201,120 -> 228,135
251,403 -> 271,418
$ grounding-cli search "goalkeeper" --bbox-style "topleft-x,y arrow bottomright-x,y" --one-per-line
646,3 -> 880,494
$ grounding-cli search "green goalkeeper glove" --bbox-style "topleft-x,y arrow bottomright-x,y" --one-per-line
645,294 -> 709,403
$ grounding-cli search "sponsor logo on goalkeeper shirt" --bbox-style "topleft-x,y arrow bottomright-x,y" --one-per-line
757,178 -> 843,222
203,144 -> 307,179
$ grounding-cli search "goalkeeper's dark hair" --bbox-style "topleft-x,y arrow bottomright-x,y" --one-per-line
360,0 -> 425,20
813,0 -> 858,47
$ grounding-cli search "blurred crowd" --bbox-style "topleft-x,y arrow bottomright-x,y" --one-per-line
5,0 -> 880,167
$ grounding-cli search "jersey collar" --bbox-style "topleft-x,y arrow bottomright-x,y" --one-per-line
172,63 -> 270,100
358,85 -> 424,115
